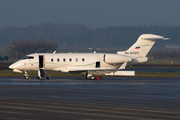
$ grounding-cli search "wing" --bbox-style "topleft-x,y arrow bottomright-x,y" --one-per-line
53,67 -> 117,75
52,62 -> 128,75
69,69 -> 117,75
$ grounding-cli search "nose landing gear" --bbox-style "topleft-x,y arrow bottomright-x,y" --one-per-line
24,71 -> 30,79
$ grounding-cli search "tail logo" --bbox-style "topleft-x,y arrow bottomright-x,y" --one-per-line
135,47 -> 140,49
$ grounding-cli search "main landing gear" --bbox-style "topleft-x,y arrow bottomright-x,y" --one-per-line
84,73 -> 95,80
84,73 -> 102,80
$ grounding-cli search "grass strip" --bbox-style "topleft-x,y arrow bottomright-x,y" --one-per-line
0,70 -> 180,77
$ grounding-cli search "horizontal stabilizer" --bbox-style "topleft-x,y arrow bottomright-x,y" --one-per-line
142,37 -> 170,41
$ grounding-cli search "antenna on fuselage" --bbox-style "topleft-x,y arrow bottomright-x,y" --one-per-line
53,51 -> 56,54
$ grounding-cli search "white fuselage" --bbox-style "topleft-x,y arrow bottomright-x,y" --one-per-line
9,53 -> 132,74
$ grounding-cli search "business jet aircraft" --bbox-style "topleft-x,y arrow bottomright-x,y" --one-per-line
9,34 -> 169,80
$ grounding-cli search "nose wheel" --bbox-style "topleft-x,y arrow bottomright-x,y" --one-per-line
24,76 -> 30,79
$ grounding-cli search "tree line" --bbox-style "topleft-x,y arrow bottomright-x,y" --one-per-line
7,40 -> 58,59
6,40 -> 180,60
1,23 -> 180,59
149,50 -> 180,60
0,23 -> 180,48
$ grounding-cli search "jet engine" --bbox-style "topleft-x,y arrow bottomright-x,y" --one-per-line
104,54 -> 132,64
131,57 -> 148,64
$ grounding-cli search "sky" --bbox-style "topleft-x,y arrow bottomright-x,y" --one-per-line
0,0 -> 180,28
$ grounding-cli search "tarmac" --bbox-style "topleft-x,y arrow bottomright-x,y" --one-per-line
0,77 -> 180,119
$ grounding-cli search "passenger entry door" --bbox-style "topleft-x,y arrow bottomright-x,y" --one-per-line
39,55 -> 45,69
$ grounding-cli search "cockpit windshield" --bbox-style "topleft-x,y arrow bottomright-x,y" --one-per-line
21,56 -> 34,60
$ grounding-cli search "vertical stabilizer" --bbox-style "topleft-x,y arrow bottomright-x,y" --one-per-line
117,34 -> 169,57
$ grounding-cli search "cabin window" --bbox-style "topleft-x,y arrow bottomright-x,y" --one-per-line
57,58 -> 59,62
69,58 -> 72,62
75,58 -> 78,62
51,59 -> 53,62
82,58 -> 85,62
63,58 -> 66,62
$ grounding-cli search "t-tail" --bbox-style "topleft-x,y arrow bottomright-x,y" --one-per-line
117,34 -> 169,64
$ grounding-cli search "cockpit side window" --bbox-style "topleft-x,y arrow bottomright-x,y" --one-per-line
22,56 -> 34,60
28,56 -> 34,59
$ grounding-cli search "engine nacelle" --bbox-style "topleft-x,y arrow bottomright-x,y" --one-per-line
104,54 -> 132,64
131,57 -> 148,64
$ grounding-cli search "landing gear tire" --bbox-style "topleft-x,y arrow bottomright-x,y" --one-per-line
24,76 -> 30,79
90,76 -> 95,80
84,73 -> 96,80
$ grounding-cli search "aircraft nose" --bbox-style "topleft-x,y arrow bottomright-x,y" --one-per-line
9,64 -> 15,69
9,62 -> 19,69
9,61 -> 23,69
